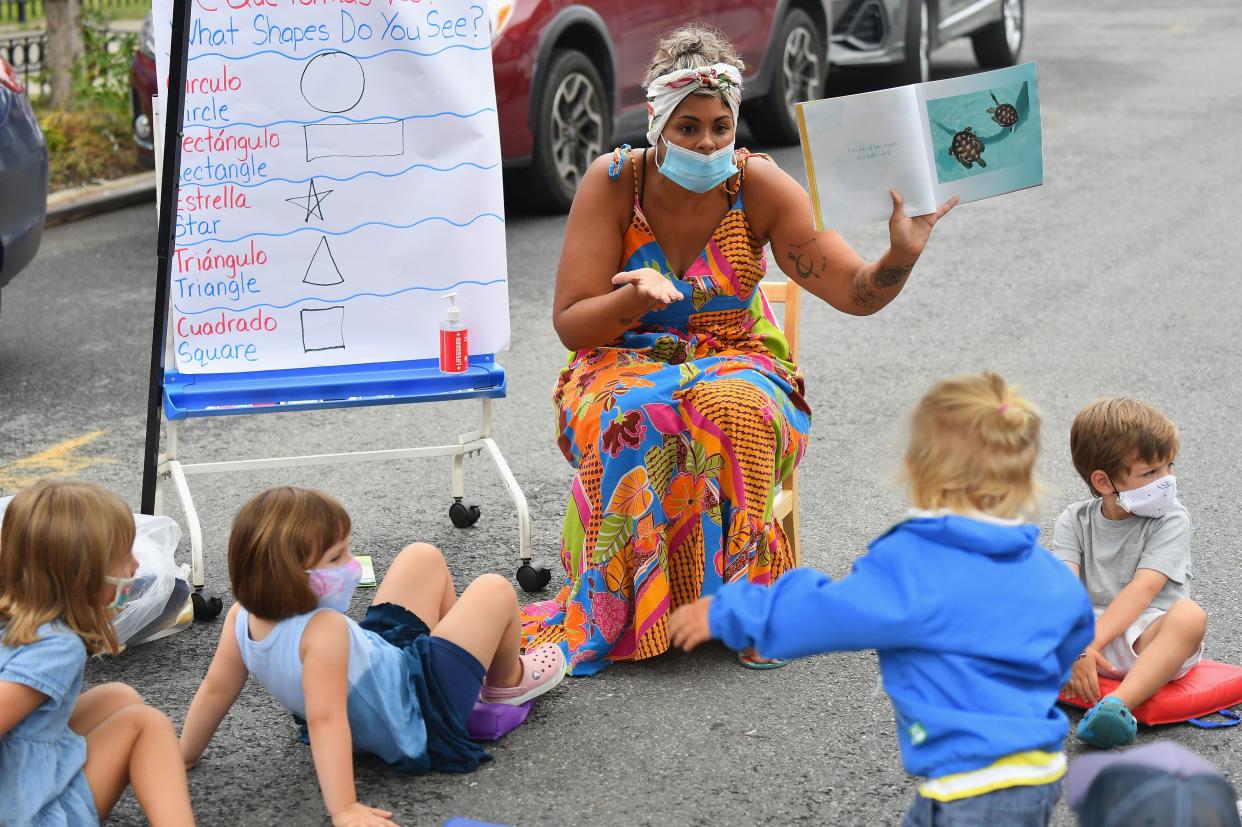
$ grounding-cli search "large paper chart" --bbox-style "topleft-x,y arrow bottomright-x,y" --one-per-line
152,0 -> 508,374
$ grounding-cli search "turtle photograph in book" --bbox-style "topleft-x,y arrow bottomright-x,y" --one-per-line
925,78 -> 1037,184
796,62 -> 1042,231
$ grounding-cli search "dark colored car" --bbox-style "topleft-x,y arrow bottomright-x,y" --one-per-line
0,56 -> 48,317
831,0 -> 1024,85
131,12 -> 156,169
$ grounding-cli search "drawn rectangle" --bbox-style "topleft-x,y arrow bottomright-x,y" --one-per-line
304,120 -> 405,161
301,306 -> 346,352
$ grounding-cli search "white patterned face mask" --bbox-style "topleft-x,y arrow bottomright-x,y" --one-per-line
1114,475 -> 1177,518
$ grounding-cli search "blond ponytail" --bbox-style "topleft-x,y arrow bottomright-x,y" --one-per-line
904,371 -> 1042,520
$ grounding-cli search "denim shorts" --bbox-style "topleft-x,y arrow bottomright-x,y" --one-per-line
359,602 -> 486,724
902,780 -> 1062,827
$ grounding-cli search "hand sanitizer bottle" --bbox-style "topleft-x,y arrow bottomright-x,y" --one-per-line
439,292 -> 469,373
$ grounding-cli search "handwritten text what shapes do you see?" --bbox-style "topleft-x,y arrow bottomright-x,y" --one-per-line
187,2 -> 490,53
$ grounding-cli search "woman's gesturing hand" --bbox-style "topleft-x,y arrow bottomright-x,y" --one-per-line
887,190 -> 959,262
612,268 -> 684,313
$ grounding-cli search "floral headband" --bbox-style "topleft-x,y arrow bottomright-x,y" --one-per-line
645,63 -> 743,146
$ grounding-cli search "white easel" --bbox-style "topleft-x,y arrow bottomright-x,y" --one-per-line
150,101 -> 544,619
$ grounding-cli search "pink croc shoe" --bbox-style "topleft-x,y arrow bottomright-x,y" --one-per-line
479,645 -> 566,706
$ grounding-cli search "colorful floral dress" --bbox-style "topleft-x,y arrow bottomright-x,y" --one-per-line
521,148 -> 812,675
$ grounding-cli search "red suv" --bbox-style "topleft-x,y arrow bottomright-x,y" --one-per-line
490,1 -> 830,209
132,2 -> 831,210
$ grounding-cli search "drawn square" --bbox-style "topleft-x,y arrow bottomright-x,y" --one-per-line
301,306 -> 346,352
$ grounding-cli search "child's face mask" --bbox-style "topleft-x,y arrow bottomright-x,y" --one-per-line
307,557 -> 363,612
103,574 -> 136,611
1114,475 -> 1177,518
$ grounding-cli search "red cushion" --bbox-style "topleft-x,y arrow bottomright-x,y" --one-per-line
1059,659 -> 1242,725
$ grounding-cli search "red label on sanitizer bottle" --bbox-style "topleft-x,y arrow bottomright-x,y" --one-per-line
439,328 -> 469,373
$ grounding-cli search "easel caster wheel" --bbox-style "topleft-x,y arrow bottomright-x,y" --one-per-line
516,563 -> 552,593
449,501 -> 481,528
191,590 -> 224,621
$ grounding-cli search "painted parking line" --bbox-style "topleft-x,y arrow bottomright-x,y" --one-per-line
0,429 -> 116,493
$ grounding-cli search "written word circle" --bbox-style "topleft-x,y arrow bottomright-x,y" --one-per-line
301,51 -> 365,113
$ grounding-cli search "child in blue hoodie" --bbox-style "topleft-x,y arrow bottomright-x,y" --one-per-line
670,372 -> 1095,827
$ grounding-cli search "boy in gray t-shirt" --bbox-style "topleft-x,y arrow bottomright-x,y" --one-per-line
1052,398 -> 1206,749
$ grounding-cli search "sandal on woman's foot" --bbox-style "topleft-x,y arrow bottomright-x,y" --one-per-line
479,645 -> 566,706
1075,696 -> 1137,748
737,649 -> 788,670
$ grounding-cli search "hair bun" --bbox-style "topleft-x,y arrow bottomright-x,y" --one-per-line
644,22 -> 745,87
999,402 -> 1027,429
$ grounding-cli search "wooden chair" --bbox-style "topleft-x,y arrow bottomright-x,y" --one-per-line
759,280 -> 801,566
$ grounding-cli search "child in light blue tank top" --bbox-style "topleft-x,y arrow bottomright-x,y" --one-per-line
0,480 -> 195,827
180,486 -> 566,826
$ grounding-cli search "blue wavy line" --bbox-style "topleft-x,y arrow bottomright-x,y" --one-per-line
174,278 -> 507,315
187,44 -> 489,62
179,213 -> 505,246
180,161 -> 499,189
184,109 -> 494,130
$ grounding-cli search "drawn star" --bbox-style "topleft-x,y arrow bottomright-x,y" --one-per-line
285,178 -> 335,222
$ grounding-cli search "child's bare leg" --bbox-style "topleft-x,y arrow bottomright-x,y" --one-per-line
430,573 -> 523,687
83,704 -> 195,826
372,542 -> 457,626
70,682 -> 144,735
1112,599 -> 1207,709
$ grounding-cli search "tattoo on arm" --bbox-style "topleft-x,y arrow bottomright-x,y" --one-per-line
786,238 -> 829,280
873,264 -> 911,289
849,263 -> 913,309
850,277 -> 880,309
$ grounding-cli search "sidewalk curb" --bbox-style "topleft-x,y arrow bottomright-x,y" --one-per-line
45,171 -> 156,228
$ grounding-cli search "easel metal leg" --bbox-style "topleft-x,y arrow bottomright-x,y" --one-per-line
480,437 -> 532,564
166,459 -> 205,589
451,451 -> 466,500
153,468 -> 166,516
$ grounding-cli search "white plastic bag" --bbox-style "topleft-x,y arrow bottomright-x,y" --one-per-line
0,496 -> 187,645
112,514 -> 183,644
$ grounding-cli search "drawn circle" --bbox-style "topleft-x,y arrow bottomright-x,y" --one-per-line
300,51 -> 365,113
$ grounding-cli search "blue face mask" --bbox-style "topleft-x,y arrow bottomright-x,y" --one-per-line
657,138 -> 738,193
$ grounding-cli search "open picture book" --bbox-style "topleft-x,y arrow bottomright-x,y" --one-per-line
796,63 -> 1042,230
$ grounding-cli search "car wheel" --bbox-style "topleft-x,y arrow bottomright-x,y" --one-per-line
746,8 -> 824,146
528,49 -> 610,213
971,0 -> 1023,67
890,0 -> 931,86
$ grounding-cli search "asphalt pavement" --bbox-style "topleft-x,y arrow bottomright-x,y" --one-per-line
1,0 -> 1240,824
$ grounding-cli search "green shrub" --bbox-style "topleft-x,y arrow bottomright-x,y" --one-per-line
38,105 -> 145,190
35,11 -> 146,190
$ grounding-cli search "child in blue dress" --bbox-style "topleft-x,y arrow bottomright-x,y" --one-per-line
669,372 -> 1096,827
180,486 -> 566,827
0,479 -> 195,826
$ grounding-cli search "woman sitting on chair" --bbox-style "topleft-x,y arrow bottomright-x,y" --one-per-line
521,23 -> 957,674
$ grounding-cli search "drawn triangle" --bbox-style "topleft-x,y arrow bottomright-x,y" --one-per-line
304,236 -> 345,286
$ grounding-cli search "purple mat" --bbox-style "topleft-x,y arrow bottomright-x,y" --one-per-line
466,700 -> 533,741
